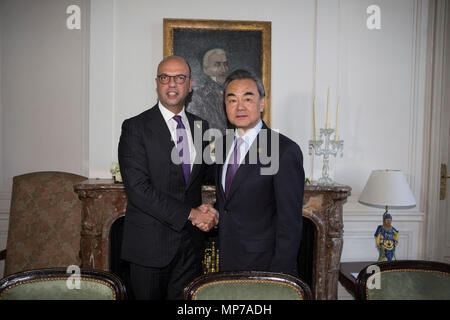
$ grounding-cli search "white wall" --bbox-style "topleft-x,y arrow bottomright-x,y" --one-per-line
1,0 -> 89,184
0,0 -> 90,276
0,0 -> 3,188
0,1 -> 5,276
332,0 -> 428,262
89,0 -> 316,178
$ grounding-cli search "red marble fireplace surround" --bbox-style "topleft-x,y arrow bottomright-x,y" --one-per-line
74,180 -> 350,300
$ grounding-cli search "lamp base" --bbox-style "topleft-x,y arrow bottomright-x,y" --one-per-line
374,209 -> 399,262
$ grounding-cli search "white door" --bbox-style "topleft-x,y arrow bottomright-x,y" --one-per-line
442,129 -> 450,263
426,0 -> 450,263
438,0 -> 450,263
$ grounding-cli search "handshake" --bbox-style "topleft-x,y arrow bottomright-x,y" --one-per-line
189,204 -> 219,232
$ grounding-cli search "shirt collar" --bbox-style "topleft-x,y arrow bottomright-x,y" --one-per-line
234,119 -> 263,147
158,102 -> 188,124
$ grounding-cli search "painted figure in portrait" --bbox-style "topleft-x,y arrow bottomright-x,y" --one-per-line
187,48 -> 229,134
170,27 -> 264,135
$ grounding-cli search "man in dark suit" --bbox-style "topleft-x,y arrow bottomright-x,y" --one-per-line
215,69 -> 304,276
118,56 -> 218,299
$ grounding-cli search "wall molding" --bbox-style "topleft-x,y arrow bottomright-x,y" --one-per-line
342,227 -> 418,261
0,191 -> 11,215
343,196 -> 424,261
344,197 -> 425,221
408,0 -> 428,205
344,211 -> 425,222
310,0 -> 341,181
89,0 -> 116,179
0,213 -> 9,278
81,0 -> 91,178
0,214 -> 9,235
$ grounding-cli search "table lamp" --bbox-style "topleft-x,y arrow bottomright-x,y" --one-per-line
358,170 -> 416,261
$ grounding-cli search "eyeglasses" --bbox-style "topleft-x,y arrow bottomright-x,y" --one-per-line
156,74 -> 190,84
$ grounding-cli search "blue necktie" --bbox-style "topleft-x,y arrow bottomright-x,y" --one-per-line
225,138 -> 244,198
173,115 -> 190,184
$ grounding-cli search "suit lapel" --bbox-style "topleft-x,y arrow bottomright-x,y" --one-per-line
225,143 -> 258,201
147,105 -> 191,187
146,105 -> 176,159
185,112 -> 203,189
225,122 -> 271,201
217,133 -> 235,200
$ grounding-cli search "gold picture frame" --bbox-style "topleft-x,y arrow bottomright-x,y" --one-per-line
163,18 -> 271,130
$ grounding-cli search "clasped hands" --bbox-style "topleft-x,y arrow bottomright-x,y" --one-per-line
189,204 -> 218,232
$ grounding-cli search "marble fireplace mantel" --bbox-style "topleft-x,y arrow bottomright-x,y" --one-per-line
74,179 -> 351,300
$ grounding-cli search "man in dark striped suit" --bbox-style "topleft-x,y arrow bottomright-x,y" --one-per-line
118,56 -> 217,299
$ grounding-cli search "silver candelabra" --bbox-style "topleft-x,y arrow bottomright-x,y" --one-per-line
309,128 -> 344,185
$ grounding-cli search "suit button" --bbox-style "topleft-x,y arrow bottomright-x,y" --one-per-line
223,210 -> 228,214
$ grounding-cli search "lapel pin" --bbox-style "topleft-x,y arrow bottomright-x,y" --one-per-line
196,123 -> 200,129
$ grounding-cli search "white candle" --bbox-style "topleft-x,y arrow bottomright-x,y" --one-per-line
313,98 -> 317,140
326,87 -> 330,129
335,98 -> 340,140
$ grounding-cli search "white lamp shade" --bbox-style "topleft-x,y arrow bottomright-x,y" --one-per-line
358,170 -> 416,209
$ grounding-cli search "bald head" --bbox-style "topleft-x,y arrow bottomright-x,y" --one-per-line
158,55 -> 192,77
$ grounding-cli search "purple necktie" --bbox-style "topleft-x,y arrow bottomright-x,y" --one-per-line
173,115 -> 190,184
225,137 -> 244,198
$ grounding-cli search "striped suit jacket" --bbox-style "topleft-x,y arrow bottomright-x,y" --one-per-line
118,104 -> 211,267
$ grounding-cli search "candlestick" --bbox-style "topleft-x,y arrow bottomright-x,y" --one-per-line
326,87 -> 330,129
308,128 -> 344,185
313,98 -> 317,140
335,98 -> 340,140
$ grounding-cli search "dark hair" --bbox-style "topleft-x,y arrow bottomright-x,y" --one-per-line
223,69 -> 266,98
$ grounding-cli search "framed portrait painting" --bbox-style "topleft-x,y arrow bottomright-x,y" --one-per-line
163,18 -> 271,134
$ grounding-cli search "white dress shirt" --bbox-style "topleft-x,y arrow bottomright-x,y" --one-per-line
158,103 -> 196,170
221,120 -> 263,191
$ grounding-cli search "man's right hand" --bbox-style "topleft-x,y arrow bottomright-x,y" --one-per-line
189,204 -> 218,232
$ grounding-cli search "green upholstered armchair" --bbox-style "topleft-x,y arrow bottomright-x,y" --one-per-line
184,271 -> 313,300
0,171 -> 86,277
355,260 -> 450,300
0,268 -> 127,300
